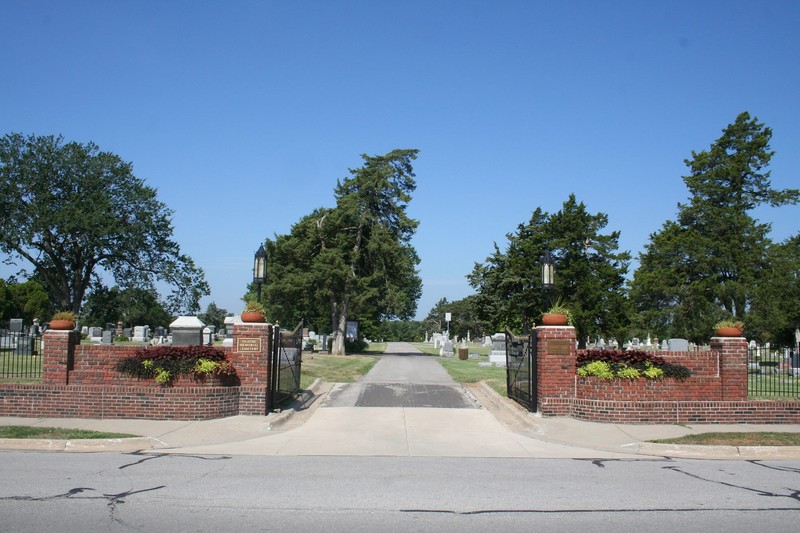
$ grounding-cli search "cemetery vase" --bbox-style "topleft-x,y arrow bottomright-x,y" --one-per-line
541,314 -> 569,326
715,327 -> 744,337
241,311 -> 266,323
49,320 -> 75,330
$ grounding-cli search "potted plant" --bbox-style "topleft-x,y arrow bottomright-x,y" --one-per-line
241,301 -> 266,323
50,311 -> 77,330
541,302 -> 573,326
714,319 -> 744,337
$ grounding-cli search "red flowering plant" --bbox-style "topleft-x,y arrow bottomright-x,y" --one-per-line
116,345 -> 238,386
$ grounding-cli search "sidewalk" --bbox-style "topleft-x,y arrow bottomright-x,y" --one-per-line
2,378 -> 800,459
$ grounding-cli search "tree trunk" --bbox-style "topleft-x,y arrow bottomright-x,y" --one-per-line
331,294 -> 348,355
331,210 -> 366,356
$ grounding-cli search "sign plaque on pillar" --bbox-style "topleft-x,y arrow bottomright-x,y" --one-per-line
236,338 -> 262,353
547,339 -> 571,355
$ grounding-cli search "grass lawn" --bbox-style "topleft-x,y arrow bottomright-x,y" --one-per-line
0,351 -> 42,382
650,432 -> 800,446
363,342 -> 387,354
300,353 -> 380,389
411,342 -> 507,396
0,426 -> 138,439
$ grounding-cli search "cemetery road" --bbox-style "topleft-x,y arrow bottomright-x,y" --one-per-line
322,341 -> 478,408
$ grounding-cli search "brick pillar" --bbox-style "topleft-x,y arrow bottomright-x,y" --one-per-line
41,330 -> 79,384
711,336 -> 748,400
231,323 -> 273,384
535,325 -> 577,416
231,322 -> 273,415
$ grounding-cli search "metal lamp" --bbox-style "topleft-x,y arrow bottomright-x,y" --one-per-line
542,250 -> 554,289
253,244 -> 267,299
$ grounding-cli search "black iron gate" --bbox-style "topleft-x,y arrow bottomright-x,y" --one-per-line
505,330 -> 537,412
268,320 -> 304,411
0,329 -> 43,379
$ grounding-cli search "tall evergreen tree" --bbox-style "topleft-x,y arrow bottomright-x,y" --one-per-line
630,112 -> 799,342
258,150 -> 422,355
470,194 -> 630,346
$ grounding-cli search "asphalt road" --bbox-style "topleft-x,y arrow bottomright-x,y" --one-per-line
1,452 -> 799,531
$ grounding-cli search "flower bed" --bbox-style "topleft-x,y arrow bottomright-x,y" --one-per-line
115,345 -> 238,386
576,349 -> 691,380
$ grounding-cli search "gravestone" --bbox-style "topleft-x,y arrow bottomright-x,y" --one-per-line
668,338 -> 689,352
661,339 -> 669,351
89,326 -> 103,339
202,326 -> 214,345
9,319 -> 23,333
101,330 -> 114,345
222,316 -> 239,347
123,328 -> 132,338
170,316 -> 204,346
440,340 -> 454,357
224,316 -> 237,338
132,326 -> 150,342
489,332 -> 507,366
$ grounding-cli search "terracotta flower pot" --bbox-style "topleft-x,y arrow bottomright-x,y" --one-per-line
541,314 -> 569,326
49,320 -> 75,330
241,311 -> 266,323
715,327 -> 744,337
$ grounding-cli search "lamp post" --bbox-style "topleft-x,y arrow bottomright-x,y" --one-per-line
542,249 -> 555,304
253,244 -> 267,301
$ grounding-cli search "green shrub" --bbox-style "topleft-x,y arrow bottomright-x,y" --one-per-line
115,345 -> 237,386
577,360 -> 614,379
576,349 -> 690,381
642,363 -> 664,379
616,365 -> 641,380
345,339 -> 368,353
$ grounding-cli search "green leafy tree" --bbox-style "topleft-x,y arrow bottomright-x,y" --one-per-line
260,208 -> 334,333
257,149 -> 422,355
0,133 -> 209,314
0,279 -> 51,324
748,235 -> 800,344
470,194 -> 630,346
198,302 -> 230,330
378,320 -> 424,342
0,280 -> 16,324
422,296 -> 488,341
630,113 -> 799,343
82,285 -> 172,328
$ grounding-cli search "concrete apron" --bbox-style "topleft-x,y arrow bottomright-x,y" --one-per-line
161,347 -> 642,458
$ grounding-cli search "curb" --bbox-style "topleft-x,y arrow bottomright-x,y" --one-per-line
638,442 -> 800,460
0,437 -> 156,453
469,381 -> 537,431
0,380 -> 331,453
265,378 -> 328,430
469,382 -> 800,460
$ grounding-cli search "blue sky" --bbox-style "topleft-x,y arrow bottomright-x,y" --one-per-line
2,1 -> 799,322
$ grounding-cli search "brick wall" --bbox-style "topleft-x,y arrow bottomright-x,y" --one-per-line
0,324 -> 274,421
0,383 -> 240,420
535,326 -> 800,424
